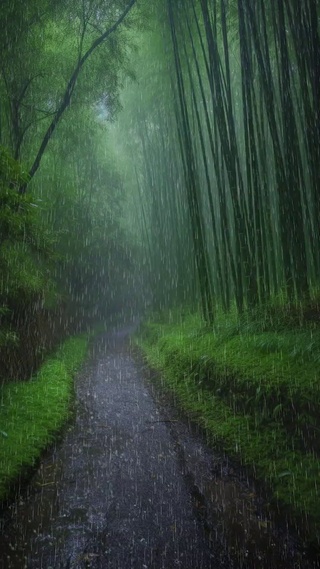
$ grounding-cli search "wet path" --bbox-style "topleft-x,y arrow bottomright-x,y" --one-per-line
0,325 -> 319,568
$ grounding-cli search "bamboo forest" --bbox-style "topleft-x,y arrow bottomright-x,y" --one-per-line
1,1 -> 320,567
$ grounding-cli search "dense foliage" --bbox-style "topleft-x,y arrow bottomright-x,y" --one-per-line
0,0 -> 140,379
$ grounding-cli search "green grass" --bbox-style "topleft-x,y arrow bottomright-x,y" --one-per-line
137,311 -> 320,543
0,334 -> 88,501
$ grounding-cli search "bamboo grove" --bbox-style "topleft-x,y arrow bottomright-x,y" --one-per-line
114,0 -> 320,324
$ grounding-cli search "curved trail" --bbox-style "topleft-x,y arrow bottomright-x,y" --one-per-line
0,325 -> 318,568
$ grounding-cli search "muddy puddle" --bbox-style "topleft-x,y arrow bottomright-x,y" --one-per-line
0,326 -> 319,568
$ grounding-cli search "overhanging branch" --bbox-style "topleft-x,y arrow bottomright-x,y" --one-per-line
20,0 -> 136,193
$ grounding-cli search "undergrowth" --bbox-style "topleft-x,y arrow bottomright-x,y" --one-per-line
0,334 -> 88,501
137,308 -> 320,544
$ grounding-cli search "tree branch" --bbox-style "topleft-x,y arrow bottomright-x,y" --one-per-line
20,0 -> 136,193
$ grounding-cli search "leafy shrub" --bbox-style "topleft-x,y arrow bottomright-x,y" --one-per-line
0,146 -> 57,352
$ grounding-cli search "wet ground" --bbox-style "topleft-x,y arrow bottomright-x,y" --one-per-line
0,324 -> 319,568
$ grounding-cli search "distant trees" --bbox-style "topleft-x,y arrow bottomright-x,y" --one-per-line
43,113 -> 136,323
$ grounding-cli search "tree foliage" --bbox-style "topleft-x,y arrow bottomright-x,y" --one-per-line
0,0 -> 142,375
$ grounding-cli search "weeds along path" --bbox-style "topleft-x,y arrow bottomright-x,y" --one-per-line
0,325 -> 317,568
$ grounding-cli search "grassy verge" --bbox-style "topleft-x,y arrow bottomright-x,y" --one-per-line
0,334 -> 88,501
136,310 -> 320,545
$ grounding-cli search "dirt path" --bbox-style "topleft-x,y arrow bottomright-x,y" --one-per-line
0,325 -> 318,568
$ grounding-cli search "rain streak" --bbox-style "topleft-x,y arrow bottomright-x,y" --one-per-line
0,1 -> 320,568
